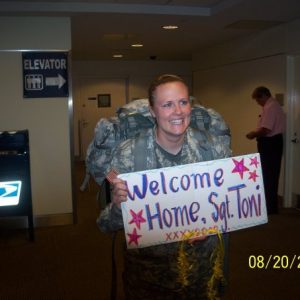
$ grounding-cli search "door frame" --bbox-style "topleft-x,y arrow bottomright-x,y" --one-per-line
284,55 -> 298,207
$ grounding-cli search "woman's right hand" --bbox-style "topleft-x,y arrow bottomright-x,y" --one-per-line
111,178 -> 128,209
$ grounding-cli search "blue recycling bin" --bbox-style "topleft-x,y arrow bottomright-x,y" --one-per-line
0,130 -> 34,241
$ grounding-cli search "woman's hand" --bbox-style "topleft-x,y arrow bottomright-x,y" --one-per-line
111,178 -> 128,209
187,235 -> 207,244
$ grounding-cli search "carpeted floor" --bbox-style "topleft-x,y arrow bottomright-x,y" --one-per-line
0,161 -> 299,299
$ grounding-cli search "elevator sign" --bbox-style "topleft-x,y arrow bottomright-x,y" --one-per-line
22,52 -> 69,98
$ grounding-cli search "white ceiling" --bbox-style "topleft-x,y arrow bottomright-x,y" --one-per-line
1,0 -> 300,60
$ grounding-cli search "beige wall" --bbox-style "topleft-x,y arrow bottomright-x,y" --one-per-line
191,19 -> 300,197
0,17 -> 73,221
192,24 -> 286,71
193,55 -> 286,156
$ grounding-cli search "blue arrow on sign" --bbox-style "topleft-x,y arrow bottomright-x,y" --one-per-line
0,181 -> 22,206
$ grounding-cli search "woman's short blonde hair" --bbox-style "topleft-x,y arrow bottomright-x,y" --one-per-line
148,74 -> 189,107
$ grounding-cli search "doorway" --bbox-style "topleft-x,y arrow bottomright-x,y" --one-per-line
285,56 -> 300,208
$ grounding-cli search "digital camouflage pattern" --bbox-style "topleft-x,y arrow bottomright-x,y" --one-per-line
97,126 -> 231,300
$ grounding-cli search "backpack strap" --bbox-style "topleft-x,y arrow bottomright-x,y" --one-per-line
191,128 -> 215,161
190,106 -> 211,131
133,130 -> 154,171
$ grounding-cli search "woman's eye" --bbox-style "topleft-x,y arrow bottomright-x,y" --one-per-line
162,102 -> 173,108
180,100 -> 189,106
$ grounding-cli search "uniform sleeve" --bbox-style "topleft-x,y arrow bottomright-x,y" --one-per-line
97,138 -> 135,233
96,203 -> 124,233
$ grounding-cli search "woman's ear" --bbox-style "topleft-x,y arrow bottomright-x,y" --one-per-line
149,106 -> 156,118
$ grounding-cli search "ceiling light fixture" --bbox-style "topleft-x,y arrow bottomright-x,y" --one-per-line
131,43 -> 143,48
162,25 -> 178,30
113,54 -> 123,58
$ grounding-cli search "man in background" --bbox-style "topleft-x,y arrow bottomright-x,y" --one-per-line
246,86 -> 286,215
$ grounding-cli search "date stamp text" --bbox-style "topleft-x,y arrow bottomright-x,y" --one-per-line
248,255 -> 300,269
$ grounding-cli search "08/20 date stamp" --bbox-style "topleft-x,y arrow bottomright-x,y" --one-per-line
249,255 -> 300,269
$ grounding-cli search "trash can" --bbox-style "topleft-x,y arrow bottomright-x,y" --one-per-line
0,130 -> 34,241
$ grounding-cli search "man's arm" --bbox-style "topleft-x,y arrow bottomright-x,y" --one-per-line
246,127 -> 271,140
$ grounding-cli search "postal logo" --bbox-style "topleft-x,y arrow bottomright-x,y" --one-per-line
0,181 -> 22,206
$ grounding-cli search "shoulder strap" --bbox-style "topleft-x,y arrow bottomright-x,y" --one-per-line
133,133 -> 148,171
190,106 -> 211,131
191,128 -> 214,161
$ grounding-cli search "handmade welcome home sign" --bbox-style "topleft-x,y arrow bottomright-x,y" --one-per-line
119,153 -> 268,249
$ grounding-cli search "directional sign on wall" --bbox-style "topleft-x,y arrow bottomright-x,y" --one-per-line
22,52 -> 69,98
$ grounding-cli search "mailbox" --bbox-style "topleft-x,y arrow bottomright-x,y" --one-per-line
0,130 -> 34,240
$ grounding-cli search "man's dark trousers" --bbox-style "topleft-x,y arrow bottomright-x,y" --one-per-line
257,134 -> 283,214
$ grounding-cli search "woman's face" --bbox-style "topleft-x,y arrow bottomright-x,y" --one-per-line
150,81 -> 191,141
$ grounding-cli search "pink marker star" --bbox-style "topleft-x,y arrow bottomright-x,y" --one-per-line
249,157 -> 259,168
248,170 -> 259,182
129,209 -> 146,229
127,228 -> 142,246
232,158 -> 249,179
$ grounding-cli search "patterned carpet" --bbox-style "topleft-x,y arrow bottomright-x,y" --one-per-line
0,162 -> 299,299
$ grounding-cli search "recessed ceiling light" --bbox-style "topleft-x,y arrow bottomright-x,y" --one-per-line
131,43 -> 143,48
162,25 -> 178,30
113,54 -> 123,58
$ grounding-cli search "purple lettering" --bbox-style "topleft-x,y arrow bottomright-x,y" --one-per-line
145,202 -> 163,230
169,176 -> 179,192
191,172 -> 211,188
149,180 -> 159,195
180,175 -> 190,191
214,168 -> 224,187
127,174 -> 148,200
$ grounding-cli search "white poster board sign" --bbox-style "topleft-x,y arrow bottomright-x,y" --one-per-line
119,153 -> 268,249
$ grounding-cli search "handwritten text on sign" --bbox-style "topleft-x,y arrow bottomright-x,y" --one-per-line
119,153 -> 268,249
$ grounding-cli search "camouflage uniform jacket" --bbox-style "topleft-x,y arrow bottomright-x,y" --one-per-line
97,127 -> 231,300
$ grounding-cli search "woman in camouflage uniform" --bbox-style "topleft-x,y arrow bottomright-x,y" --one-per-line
98,74 -> 231,300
